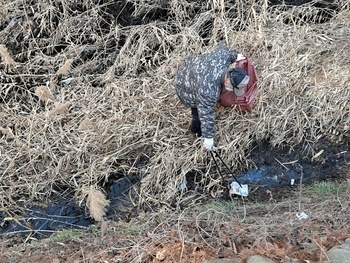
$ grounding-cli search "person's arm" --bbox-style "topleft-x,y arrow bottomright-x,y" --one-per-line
197,85 -> 219,151
213,43 -> 238,65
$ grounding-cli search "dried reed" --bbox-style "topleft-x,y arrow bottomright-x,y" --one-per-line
86,188 -> 110,222
0,44 -> 15,66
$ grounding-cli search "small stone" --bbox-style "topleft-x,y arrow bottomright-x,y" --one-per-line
339,239 -> 350,251
203,259 -> 236,263
247,255 -> 275,263
325,247 -> 350,262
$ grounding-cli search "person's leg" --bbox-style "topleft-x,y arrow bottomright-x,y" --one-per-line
190,108 -> 202,137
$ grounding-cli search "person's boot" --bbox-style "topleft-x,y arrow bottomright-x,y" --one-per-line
190,118 -> 202,137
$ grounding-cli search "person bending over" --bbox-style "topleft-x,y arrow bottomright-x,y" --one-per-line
175,43 -> 249,151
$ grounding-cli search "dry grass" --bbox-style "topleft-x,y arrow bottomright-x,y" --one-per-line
0,0 -> 349,226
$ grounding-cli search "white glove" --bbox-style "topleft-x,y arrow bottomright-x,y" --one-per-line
203,138 -> 214,151
236,53 -> 246,61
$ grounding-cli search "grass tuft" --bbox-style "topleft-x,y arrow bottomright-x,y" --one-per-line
310,181 -> 343,197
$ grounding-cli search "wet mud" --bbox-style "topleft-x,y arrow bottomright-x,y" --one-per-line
248,139 -> 349,184
239,138 -> 349,200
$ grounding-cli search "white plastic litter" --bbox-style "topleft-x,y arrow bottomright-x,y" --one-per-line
230,182 -> 249,197
179,181 -> 186,190
236,53 -> 246,61
296,211 -> 309,220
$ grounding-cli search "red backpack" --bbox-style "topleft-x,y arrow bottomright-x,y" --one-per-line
218,56 -> 258,112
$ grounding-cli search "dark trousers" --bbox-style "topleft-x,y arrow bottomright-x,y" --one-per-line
191,108 -> 199,120
191,108 -> 201,137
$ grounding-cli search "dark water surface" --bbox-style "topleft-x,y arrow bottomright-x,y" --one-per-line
1,199 -> 93,239
0,176 -> 140,239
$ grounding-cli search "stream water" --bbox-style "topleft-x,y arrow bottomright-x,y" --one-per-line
1,199 -> 92,239
0,176 -> 140,239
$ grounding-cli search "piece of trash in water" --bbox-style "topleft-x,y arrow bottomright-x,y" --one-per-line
230,182 -> 249,197
179,181 -> 187,190
291,178 -> 295,186
296,211 -> 309,220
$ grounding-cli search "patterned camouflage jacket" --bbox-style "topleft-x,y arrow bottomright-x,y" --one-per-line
175,43 -> 237,138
